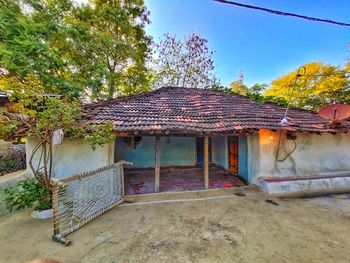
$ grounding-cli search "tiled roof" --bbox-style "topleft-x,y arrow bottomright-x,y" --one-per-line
82,86 -> 350,134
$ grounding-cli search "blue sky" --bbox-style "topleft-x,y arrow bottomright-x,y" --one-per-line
145,0 -> 350,87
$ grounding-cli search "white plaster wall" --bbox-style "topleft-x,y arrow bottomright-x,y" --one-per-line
259,176 -> 350,197
247,132 -> 260,183
249,129 -> 350,184
26,138 -> 114,179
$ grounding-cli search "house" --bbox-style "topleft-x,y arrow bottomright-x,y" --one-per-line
26,86 -> 350,196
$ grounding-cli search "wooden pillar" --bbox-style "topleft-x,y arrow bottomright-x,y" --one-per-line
154,135 -> 161,192
204,136 -> 209,189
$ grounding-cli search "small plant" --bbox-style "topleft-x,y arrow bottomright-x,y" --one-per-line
0,155 -> 26,176
4,178 -> 52,212
0,159 -> 17,171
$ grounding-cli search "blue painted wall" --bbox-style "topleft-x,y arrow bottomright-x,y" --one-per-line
238,136 -> 248,182
211,136 -> 229,169
116,135 -> 250,182
212,136 -> 248,180
115,136 -> 196,168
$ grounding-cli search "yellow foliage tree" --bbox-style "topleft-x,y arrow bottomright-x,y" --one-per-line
264,62 -> 350,111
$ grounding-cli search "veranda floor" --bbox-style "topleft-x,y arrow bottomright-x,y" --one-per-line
124,166 -> 246,195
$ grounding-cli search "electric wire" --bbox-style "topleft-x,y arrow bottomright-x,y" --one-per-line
214,0 -> 350,27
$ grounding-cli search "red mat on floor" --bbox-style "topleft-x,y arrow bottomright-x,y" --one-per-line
124,167 -> 245,195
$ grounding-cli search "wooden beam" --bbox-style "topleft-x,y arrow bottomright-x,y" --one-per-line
154,135 -> 161,192
204,136 -> 209,189
114,130 -> 256,137
51,180 -> 60,236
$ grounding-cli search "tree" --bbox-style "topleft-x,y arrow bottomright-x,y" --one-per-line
0,0 -> 151,99
229,71 -> 268,95
229,71 -> 248,95
150,33 -> 218,89
250,83 -> 268,93
0,0 -> 78,96
0,77 -> 115,193
264,62 -> 350,111
69,0 -> 152,98
0,0 -> 149,197
212,73 -> 287,106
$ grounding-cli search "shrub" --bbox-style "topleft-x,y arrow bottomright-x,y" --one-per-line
4,178 -> 52,212
0,153 -> 26,176
0,159 -> 17,171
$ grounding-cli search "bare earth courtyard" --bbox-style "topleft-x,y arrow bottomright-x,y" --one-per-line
0,187 -> 350,263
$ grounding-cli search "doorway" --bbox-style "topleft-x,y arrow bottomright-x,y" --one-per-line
228,136 -> 239,175
196,137 -> 211,168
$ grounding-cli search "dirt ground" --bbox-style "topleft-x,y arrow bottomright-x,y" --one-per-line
0,187 -> 350,263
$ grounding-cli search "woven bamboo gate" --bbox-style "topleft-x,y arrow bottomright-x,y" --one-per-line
51,161 -> 130,245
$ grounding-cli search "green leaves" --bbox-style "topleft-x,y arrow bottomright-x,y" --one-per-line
4,178 -> 52,212
0,0 -> 151,141
66,0 -> 151,98
0,0 -> 74,96
0,0 -> 150,199
0,0 -> 151,99
35,97 -> 80,132
265,62 -> 350,111
83,123 -> 115,151
0,123 -> 18,139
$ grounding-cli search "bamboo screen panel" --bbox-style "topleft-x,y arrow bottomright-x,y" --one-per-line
51,161 -> 130,245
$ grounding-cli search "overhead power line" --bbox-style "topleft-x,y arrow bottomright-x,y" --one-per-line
214,0 -> 350,27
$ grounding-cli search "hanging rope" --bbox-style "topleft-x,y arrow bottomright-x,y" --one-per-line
283,66 -> 306,119
275,67 -> 305,162
214,0 -> 350,27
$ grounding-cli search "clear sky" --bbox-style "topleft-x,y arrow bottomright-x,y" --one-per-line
145,0 -> 350,87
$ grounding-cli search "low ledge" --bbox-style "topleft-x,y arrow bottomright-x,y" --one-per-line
0,170 -> 29,189
258,173 -> 350,197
